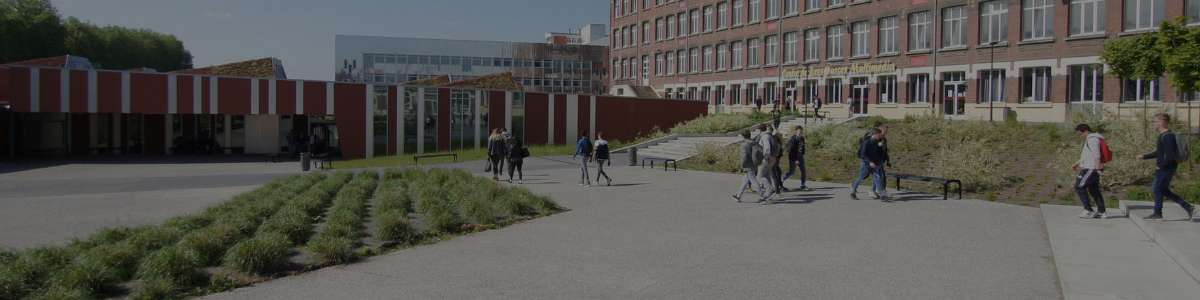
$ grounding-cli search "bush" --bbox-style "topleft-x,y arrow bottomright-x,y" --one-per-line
671,112 -> 773,134
0,246 -> 76,299
306,235 -> 355,264
126,227 -> 184,252
80,242 -> 140,280
257,207 -> 313,245
374,211 -> 415,242
162,215 -> 211,232
48,254 -> 118,295
222,233 -> 292,275
177,223 -> 242,266
459,197 -> 498,226
130,278 -> 177,300
136,247 -> 201,285
28,286 -> 93,300
421,199 -> 461,233
688,142 -> 743,173
1125,186 -> 1152,201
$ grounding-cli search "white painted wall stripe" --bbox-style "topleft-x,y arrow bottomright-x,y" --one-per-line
209,76 -> 219,113
268,79 -> 277,115
167,74 -> 177,114
120,72 -> 130,113
325,82 -> 335,115
547,94 -> 555,144
191,76 -> 201,113
416,87 -> 425,154
87,71 -> 97,113
29,67 -> 39,112
398,85 -> 406,155
566,94 -> 578,141
365,84 -> 374,158
250,79 -> 260,115
295,80 -> 304,115
589,95 -> 596,141
60,69 -> 70,113
504,91 -> 513,131
474,90 -> 482,149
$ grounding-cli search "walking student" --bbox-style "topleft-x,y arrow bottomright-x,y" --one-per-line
593,132 -> 613,186
486,128 -> 506,180
732,130 -> 766,203
758,124 -> 780,203
506,135 -> 527,183
770,127 -> 785,192
573,131 -> 594,186
1072,124 -> 1107,219
1138,113 -> 1197,221
852,128 -> 888,201
782,125 -> 810,191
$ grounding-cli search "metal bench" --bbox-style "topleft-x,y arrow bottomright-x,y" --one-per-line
891,173 -> 963,200
413,153 -> 458,164
640,157 -> 677,171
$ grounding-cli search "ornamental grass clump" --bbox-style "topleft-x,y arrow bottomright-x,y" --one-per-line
222,232 -> 292,275
130,278 -> 176,300
307,172 -> 376,264
135,247 -> 202,286
374,210 -> 415,242
45,253 -> 118,297
176,223 -> 242,266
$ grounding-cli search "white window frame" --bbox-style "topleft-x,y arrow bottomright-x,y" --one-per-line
1022,0 -> 1054,40
829,0 -> 844,7
909,12 -> 931,51
909,74 -> 929,103
704,46 -> 715,71
828,25 -> 844,59
717,43 -> 728,70
667,52 -> 676,75
1124,0 -> 1163,32
734,0 -> 745,26
641,55 -> 650,80
733,41 -> 745,69
766,34 -> 780,65
656,54 -> 665,76
768,0 -> 781,18
677,50 -> 687,74
680,11 -> 690,36
1070,0 -> 1105,36
980,1 -> 1008,45
826,78 -> 843,103
1021,67 -> 1051,103
784,31 -> 798,63
718,2 -> 730,29
750,0 -> 762,23
705,6 -> 715,32
1068,64 -> 1104,103
979,69 -> 1006,103
851,21 -> 870,58
878,16 -> 898,55
691,9 -> 701,35
643,21 -> 651,45
804,29 -> 820,62
748,38 -> 762,66
1123,78 -> 1160,102
690,47 -> 701,73
1189,0 -> 1200,24
667,15 -> 676,39
787,0 -> 800,15
807,0 -> 821,12
942,6 -> 967,48
878,76 -> 898,103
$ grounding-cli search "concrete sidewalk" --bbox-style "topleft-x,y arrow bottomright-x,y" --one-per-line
207,164 -> 1060,299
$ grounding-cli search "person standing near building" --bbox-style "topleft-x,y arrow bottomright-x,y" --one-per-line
771,128 -> 785,192
757,124 -> 780,204
755,98 -> 763,112
1138,113 -> 1197,220
1072,124 -> 1107,219
732,130 -> 766,203
573,131 -> 593,186
852,128 -> 888,201
506,134 -> 527,184
782,125 -> 810,191
772,108 -> 782,131
486,128 -> 506,180
593,132 -> 613,186
813,97 -> 823,119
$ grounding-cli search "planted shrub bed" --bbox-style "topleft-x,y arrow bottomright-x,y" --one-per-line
0,168 -> 561,299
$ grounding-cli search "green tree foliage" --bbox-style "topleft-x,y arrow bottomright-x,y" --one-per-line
1157,17 -> 1200,96
0,0 -> 192,71
1101,32 -> 1163,81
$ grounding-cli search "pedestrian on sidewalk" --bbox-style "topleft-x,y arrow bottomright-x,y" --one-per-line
770,128 -> 785,192
506,135 -> 527,184
772,108 -> 782,130
851,128 -> 888,201
758,124 -> 781,204
782,125 -> 810,191
852,123 -> 891,199
486,128 -> 506,180
812,97 -> 823,120
1138,113 -> 1197,221
573,131 -> 594,186
732,130 -> 766,203
1072,124 -> 1108,219
593,132 -> 613,186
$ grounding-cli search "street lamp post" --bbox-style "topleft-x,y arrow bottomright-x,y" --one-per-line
988,41 -> 997,123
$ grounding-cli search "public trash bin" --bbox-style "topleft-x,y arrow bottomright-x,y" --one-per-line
628,147 -> 638,166
301,152 -> 311,171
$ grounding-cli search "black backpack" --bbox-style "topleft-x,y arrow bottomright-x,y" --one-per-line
596,143 -> 611,160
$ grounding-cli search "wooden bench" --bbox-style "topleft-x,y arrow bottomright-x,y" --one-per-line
413,153 -> 458,164
640,157 -> 677,171
891,173 -> 963,200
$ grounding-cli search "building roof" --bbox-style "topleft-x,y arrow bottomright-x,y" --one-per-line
173,58 -> 286,79
403,75 -> 451,86
4,55 -> 94,69
442,72 -> 523,91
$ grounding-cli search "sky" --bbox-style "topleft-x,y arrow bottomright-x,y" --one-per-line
50,0 -> 608,81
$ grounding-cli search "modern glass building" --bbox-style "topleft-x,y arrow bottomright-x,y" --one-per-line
336,35 -> 609,95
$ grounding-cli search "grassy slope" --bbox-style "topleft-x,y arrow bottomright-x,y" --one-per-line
681,115 -> 1200,207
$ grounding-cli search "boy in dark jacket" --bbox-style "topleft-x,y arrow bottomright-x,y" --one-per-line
782,125 -> 810,191
594,132 -> 613,186
1139,113 -> 1196,220
852,128 -> 889,201
573,131 -> 593,186
506,136 -> 526,183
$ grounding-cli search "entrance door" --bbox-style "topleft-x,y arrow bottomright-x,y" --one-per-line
942,72 -> 967,116
850,77 -> 870,115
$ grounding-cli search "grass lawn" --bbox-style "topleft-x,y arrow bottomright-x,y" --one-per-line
0,169 -> 561,299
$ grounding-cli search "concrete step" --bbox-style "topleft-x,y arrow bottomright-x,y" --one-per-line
1040,204 -> 1200,300
1121,200 -> 1200,286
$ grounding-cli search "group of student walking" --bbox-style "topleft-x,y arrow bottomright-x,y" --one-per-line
732,123 -> 814,204
1072,113 -> 1196,221
486,128 -> 529,183
572,131 -> 613,186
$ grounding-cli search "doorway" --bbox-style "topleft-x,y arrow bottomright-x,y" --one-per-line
850,77 -> 870,115
942,72 -> 967,116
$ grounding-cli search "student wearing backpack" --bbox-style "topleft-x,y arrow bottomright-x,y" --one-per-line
1138,113 -> 1197,221
757,124 -> 781,204
1072,124 -> 1108,219
732,130 -> 768,203
486,128 -> 507,180
852,128 -> 889,201
573,131 -> 593,186
593,132 -> 613,186
782,125 -> 810,191
506,135 -> 527,183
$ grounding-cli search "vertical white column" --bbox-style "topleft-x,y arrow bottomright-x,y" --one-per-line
325,82 -> 335,115
192,76 -> 201,113
164,114 -> 173,154
250,79 -> 260,115
268,79 -> 277,115
416,87 -> 425,154
566,94 -> 578,140
365,84 -> 374,158
87,71 -> 98,113
60,69 -> 70,113
120,72 -> 130,113
547,94 -> 555,144
224,115 -> 232,154
589,95 -> 597,140
295,80 -> 305,115
29,67 -> 39,113
474,90 -> 482,149
209,76 -> 219,113
504,91 -> 513,131
397,85 -> 405,155
167,74 -> 177,114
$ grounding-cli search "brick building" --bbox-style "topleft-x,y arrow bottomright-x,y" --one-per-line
611,0 -> 1200,127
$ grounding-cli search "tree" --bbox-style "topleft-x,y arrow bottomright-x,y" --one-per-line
0,0 -> 66,63
1158,17 -> 1200,130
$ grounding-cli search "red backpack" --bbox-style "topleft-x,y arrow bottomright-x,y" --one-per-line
1098,138 -> 1113,164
